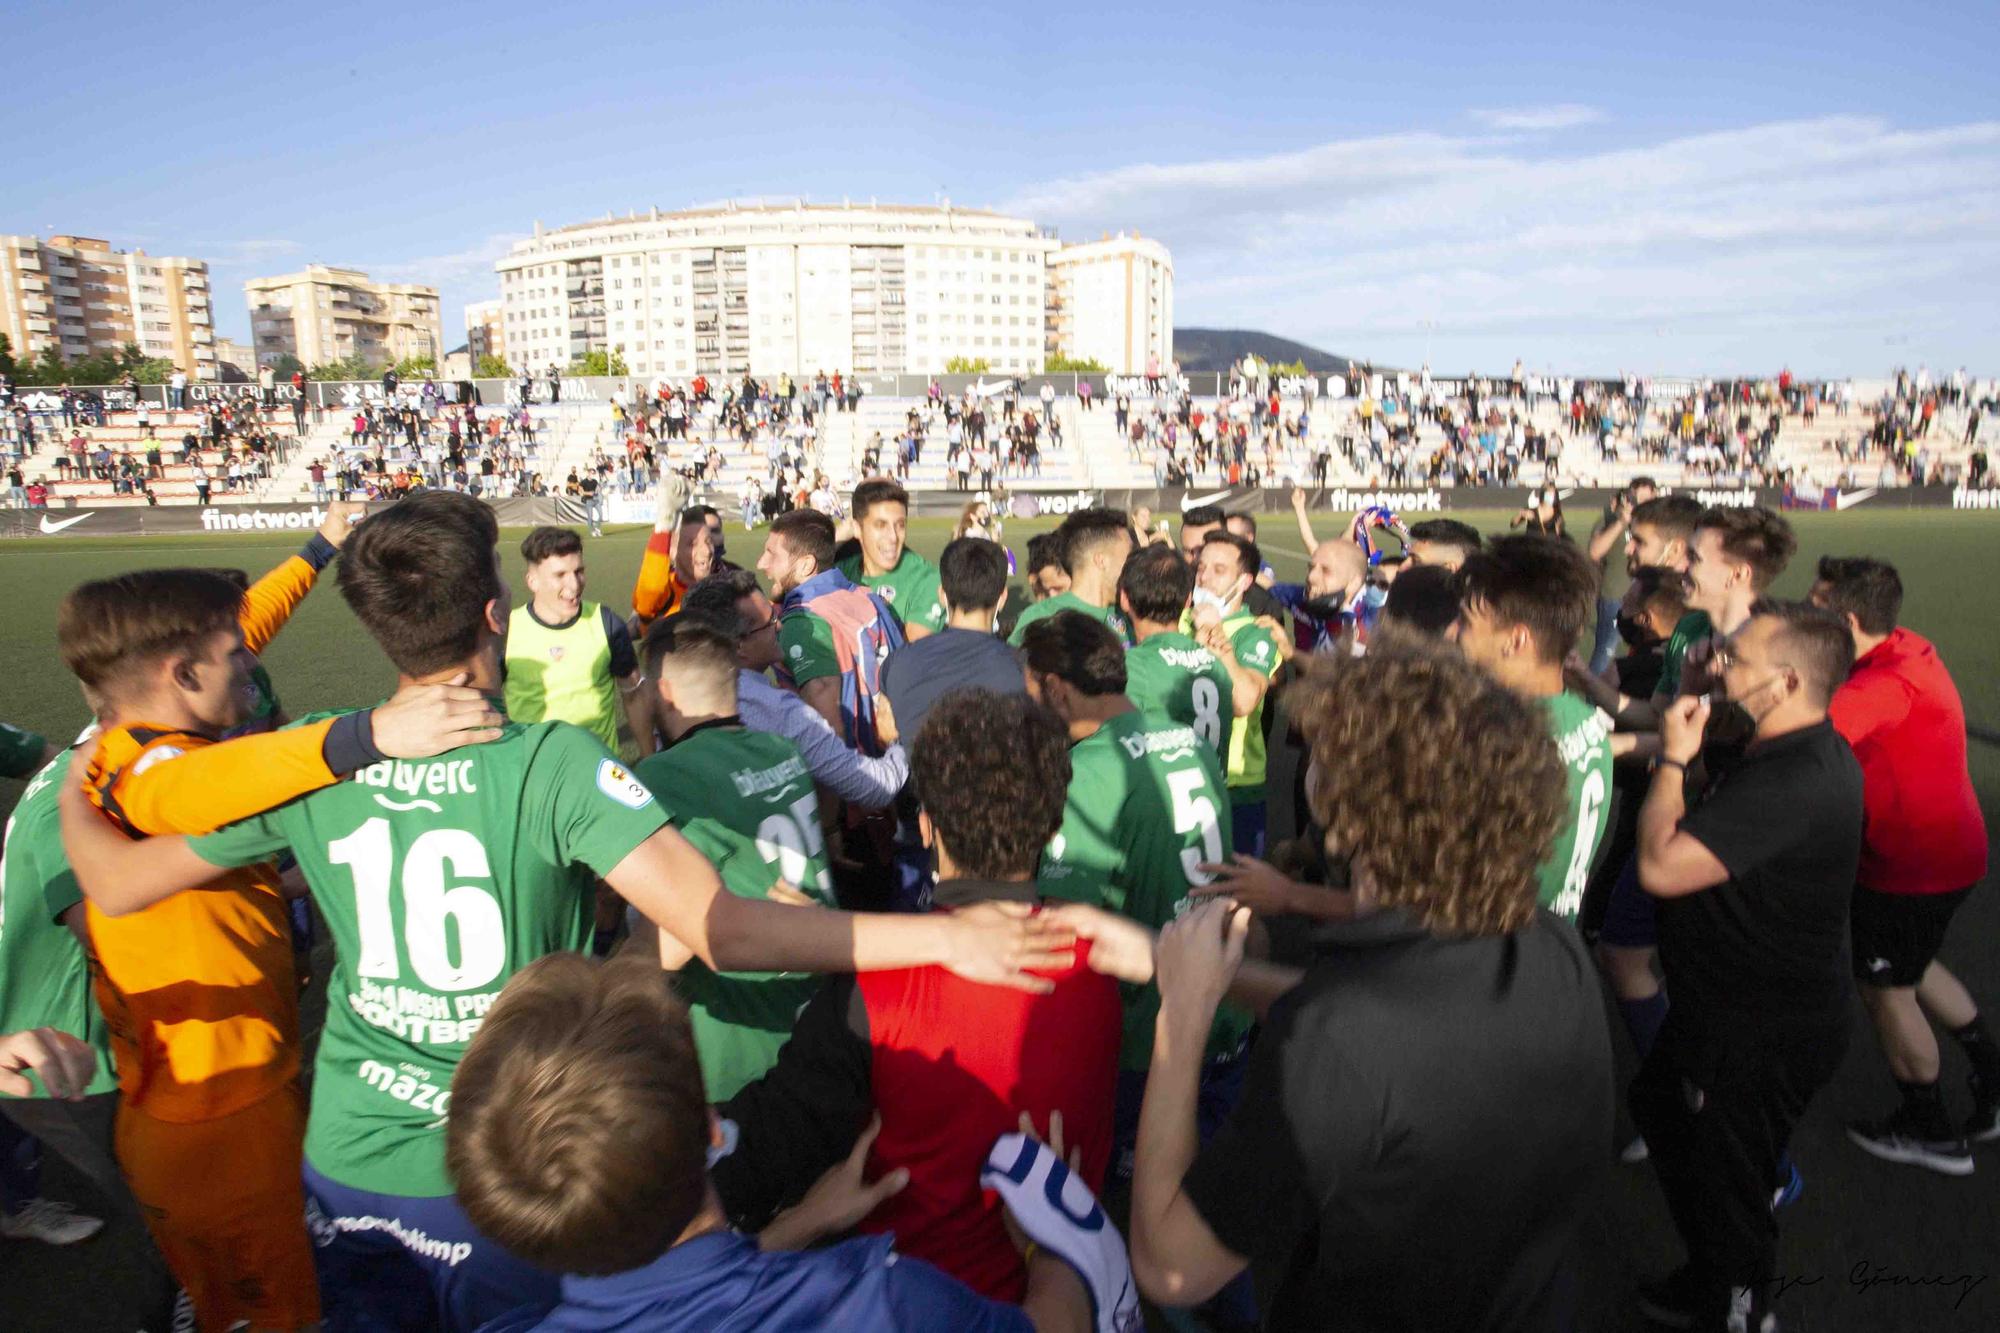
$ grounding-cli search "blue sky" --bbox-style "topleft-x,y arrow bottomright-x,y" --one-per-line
8,0 -> 1994,376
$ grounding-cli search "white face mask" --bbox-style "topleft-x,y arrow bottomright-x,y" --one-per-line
1191,586 -> 1232,615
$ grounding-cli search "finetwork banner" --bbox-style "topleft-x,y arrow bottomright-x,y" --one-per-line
1,496 -> 589,539
5,486 -> 1989,540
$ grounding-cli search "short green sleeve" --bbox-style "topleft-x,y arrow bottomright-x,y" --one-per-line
191,808 -> 293,869
1037,743 -> 1126,910
38,853 -> 81,924
779,612 -> 839,686
526,725 -> 669,877
911,566 -> 947,631
1230,622 -> 1281,679
0,723 -> 49,780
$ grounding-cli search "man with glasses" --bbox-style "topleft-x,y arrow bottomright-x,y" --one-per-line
679,570 -> 909,812
1631,602 -> 1862,1332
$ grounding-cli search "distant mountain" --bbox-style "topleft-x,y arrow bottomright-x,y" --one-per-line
1174,328 -> 1358,375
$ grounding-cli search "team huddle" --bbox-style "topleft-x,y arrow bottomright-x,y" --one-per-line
0,471 -> 1990,1333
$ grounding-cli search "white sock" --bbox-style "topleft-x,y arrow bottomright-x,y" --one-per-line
981,1132 -> 1139,1333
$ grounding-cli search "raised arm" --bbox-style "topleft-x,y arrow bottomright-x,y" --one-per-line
1289,487 -> 1318,552
605,825 -> 1073,988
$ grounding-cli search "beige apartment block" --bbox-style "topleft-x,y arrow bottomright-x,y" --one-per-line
1046,232 -> 1174,375
212,336 -> 258,379
246,264 -> 443,371
463,298 -> 505,368
0,233 -> 217,376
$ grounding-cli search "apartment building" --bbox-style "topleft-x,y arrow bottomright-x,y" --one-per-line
0,234 -> 217,375
1046,232 -> 1174,376
495,201 -> 1059,379
463,298 -> 505,368
245,264 -> 443,370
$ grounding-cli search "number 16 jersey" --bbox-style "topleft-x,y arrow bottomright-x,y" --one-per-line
191,715 -> 667,1197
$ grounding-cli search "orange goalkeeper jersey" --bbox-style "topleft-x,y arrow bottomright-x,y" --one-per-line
632,528 -> 686,629
82,719 -> 338,1122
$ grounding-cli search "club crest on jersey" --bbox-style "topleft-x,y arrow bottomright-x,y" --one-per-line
596,759 -> 654,810
547,644 -> 565,661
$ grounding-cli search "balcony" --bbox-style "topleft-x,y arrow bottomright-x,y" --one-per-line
21,275 -> 47,293
25,317 -> 51,333
186,310 -> 211,325
16,253 -> 40,270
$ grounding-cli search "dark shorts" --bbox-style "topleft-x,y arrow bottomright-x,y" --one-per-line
1596,854 -> 1657,949
1851,884 -> 1974,987
303,1159 -> 558,1332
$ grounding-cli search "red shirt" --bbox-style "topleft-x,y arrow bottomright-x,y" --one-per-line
1829,628 -> 1988,894
856,920 -> 1119,1302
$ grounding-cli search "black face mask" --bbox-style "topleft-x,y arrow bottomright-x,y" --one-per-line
1616,612 -> 1662,650
1299,593 -> 1349,621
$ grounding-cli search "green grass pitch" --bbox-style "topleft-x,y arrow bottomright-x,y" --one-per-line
4,507 -> 1994,814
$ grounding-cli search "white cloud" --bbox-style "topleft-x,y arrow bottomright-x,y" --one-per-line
1005,115 -> 2000,374
1470,103 -> 1603,132
370,231 -> 524,289
192,238 -> 306,270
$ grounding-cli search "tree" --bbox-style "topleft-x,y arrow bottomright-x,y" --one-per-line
393,354 -> 437,378
1045,355 -> 1109,374
944,356 -> 992,374
307,355 -> 376,382
474,354 -> 514,379
0,333 -> 16,380
569,348 -> 629,377
269,354 -> 305,381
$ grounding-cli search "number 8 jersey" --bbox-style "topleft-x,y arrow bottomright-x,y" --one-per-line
190,715 -> 668,1198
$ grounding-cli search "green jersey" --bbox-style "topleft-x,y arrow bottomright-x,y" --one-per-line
1657,610 -> 1712,699
1007,591 -> 1132,648
0,721 -> 51,780
191,717 -> 667,1196
633,727 -> 833,1100
839,550 -> 946,635
1123,631 -> 1234,759
1538,692 -> 1614,920
1037,710 -> 1248,1069
0,751 -> 118,1099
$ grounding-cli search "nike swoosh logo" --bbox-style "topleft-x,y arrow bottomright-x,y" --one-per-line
1835,487 -> 1879,511
38,513 -> 92,535
1180,489 -> 1232,512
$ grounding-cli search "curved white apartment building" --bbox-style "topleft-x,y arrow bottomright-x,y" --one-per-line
496,202 -> 1061,379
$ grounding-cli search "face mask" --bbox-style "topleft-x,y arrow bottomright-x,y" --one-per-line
1191,586 -> 1232,615
1617,612 -> 1661,650
1299,592 -> 1349,621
